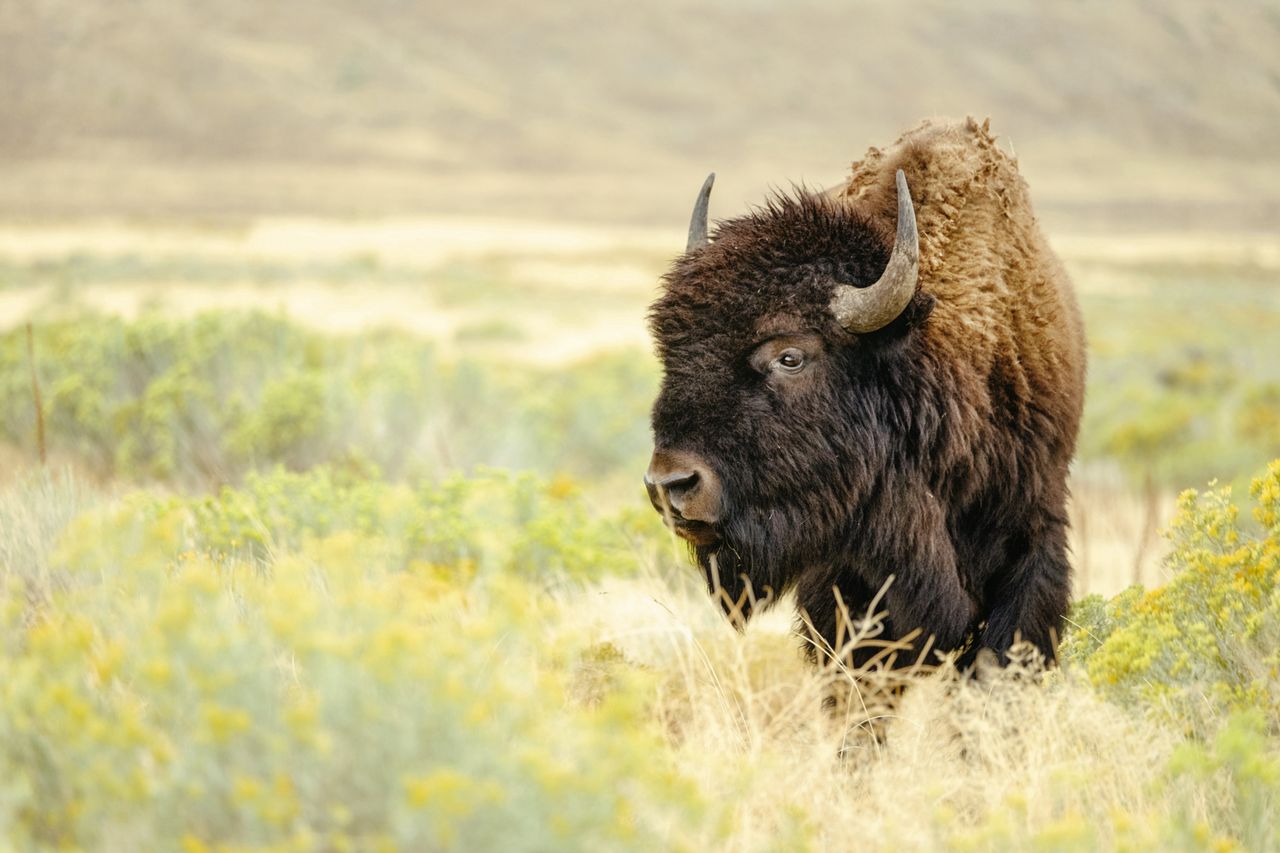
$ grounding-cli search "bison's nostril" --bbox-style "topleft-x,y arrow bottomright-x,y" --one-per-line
655,470 -> 699,502
644,469 -> 699,516
645,450 -> 723,525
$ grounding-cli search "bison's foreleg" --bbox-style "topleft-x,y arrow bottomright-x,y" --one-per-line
976,510 -> 1072,665
858,485 -> 979,663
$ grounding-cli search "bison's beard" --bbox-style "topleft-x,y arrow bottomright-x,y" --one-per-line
692,498 -> 842,628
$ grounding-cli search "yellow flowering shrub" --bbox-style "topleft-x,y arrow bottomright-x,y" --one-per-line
1063,460 -> 1280,728
0,475 -> 708,851
3,458 -> 1280,850
49,465 -> 645,587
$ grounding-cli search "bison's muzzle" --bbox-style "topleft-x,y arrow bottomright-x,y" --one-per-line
644,449 -> 723,545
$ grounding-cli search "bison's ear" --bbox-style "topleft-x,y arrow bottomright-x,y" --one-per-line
686,173 -> 715,252
900,291 -> 936,331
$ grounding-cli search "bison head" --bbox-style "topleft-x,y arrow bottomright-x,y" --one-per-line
646,170 -> 931,621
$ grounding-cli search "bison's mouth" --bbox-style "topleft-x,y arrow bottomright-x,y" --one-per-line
670,518 -> 722,547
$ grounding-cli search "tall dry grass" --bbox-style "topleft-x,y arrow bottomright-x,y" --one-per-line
1070,473 -> 1177,597
565,562 -> 1219,850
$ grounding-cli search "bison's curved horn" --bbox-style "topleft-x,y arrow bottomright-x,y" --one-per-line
686,172 -> 715,252
830,169 -> 919,334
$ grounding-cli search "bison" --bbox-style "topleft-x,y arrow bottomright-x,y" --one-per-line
645,118 -> 1085,670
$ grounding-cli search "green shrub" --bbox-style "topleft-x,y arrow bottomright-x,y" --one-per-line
47,465 -> 644,588
1063,460 -> 1280,730
1079,274 -> 1280,491
0,538 -> 706,850
4,460 -> 1280,850
1165,709 -> 1280,851
1,312 -> 658,489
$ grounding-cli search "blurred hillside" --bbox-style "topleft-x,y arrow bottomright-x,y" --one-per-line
3,0 -> 1279,229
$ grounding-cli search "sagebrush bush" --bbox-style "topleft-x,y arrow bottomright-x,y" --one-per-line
1,312 -> 657,488
6,302 -> 1280,495
1062,460 -> 1280,731
1079,278 -> 1280,491
3,294 -> 1280,848
0,472 -> 708,851
3,460 -> 1280,850
47,465 -> 648,586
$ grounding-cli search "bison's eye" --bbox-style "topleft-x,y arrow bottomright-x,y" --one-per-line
772,349 -> 806,374
748,332 -> 822,378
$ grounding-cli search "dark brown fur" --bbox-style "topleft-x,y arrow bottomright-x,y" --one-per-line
648,118 -> 1085,667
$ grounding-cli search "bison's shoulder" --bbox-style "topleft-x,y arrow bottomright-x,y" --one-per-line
840,118 -> 1086,461
835,117 -> 1033,270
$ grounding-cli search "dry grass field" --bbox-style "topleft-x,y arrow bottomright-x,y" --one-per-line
3,1 -> 1280,849
2,210 -> 1278,851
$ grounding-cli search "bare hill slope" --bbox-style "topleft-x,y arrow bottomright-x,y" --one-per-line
4,0 -> 1279,227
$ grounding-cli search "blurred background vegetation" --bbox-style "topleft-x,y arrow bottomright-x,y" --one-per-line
4,3 -> 1278,542
2,2 -> 1279,849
